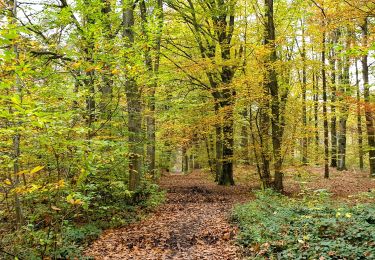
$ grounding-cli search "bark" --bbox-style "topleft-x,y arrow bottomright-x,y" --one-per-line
322,30 -> 330,179
214,105 -> 223,182
355,60 -> 364,170
259,109 -> 272,189
313,71 -> 320,163
264,0 -> 283,191
219,101 -> 235,185
337,33 -> 350,171
301,23 -> 308,165
123,1 -> 143,190
99,0 -> 114,115
182,147 -> 189,174
329,32 -> 338,167
249,108 -> 261,177
240,108 -> 250,165
205,134 -> 214,175
141,0 -> 163,177
361,19 -> 375,177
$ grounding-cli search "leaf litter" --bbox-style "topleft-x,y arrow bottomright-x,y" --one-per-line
85,170 -> 251,259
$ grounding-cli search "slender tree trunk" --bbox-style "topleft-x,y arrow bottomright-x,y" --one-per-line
264,0 -> 283,191
356,60 -> 364,170
337,33 -> 350,171
241,108 -> 250,165
361,19 -> 375,177
329,32 -> 338,167
182,147 -> 188,174
214,103 -> 223,182
249,108 -> 262,177
8,0 -> 24,228
123,1 -> 143,190
99,0 -> 113,116
141,0 -> 163,177
313,71 -> 320,163
301,21 -> 308,165
322,30 -> 330,179
205,135 -> 214,174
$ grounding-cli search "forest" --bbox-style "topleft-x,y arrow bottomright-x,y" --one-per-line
0,0 -> 374,259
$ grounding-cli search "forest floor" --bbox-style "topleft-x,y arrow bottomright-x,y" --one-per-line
85,170 -> 251,259
85,167 -> 375,259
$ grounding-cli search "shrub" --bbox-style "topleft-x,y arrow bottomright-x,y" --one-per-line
232,190 -> 375,259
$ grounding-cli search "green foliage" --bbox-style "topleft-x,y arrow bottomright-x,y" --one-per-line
0,177 -> 164,259
232,190 -> 375,259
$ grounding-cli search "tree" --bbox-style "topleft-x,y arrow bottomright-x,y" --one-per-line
263,0 -> 285,191
123,0 -> 144,190
311,0 -> 330,179
165,0 -> 237,185
361,18 -> 375,177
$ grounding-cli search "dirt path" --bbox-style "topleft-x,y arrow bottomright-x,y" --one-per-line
85,171 -> 251,259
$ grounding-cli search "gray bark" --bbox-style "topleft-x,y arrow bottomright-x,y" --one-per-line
123,1 -> 143,190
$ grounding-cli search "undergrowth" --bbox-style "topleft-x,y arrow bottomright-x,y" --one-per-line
232,189 -> 375,259
0,181 -> 165,259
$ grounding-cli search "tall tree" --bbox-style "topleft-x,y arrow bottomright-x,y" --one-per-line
361,18 -> 375,177
337,28 -> 350,171
301,19 -> 308,165
140,0 -> 164,177
263,0 -> 285,191
312,0 -> 330,178
7,0 -> 24,227
355,60 -> 364,170
166,0 -> 237,185
328,30 -> 338,168
123,0 -> 144,190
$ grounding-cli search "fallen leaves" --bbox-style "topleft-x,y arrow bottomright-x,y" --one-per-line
85,170 -> 251,259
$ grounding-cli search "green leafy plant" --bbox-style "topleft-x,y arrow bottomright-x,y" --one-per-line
232,190 -> 375,259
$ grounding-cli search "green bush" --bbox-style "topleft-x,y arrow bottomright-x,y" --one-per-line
232,190 -> 375,259
0,175 -> 165,259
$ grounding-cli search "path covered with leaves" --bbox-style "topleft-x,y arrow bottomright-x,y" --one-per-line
85,171 -> 251,259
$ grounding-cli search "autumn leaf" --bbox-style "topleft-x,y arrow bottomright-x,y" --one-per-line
51,205 -> 61,211
30,166 -> 44,175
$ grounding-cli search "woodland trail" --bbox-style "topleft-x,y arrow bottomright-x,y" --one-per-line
85,170 -> 251,259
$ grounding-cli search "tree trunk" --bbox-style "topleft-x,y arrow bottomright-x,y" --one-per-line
322,30 -> 330,179
141,0 -> 163,178
264,0 -> 283,191
182,147 -> 189,174
329,31 -> 338,168
8,0 -> 24,228
205,134 -> 214,175
259,109 -> 272,189
241,108 -> 250,165
249,108 -> 262,177
355,60 -> 364,170
123,2 -> 143,190
313,71 -> 320,163
99,0 -> 113,116
337,33 -> 349,171
215,107 -> 223,182
361,18 -> 375,177
301,21 -> 308,165
219,105 -> 235,185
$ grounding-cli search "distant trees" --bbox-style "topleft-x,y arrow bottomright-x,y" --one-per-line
160,0 -> 374,190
